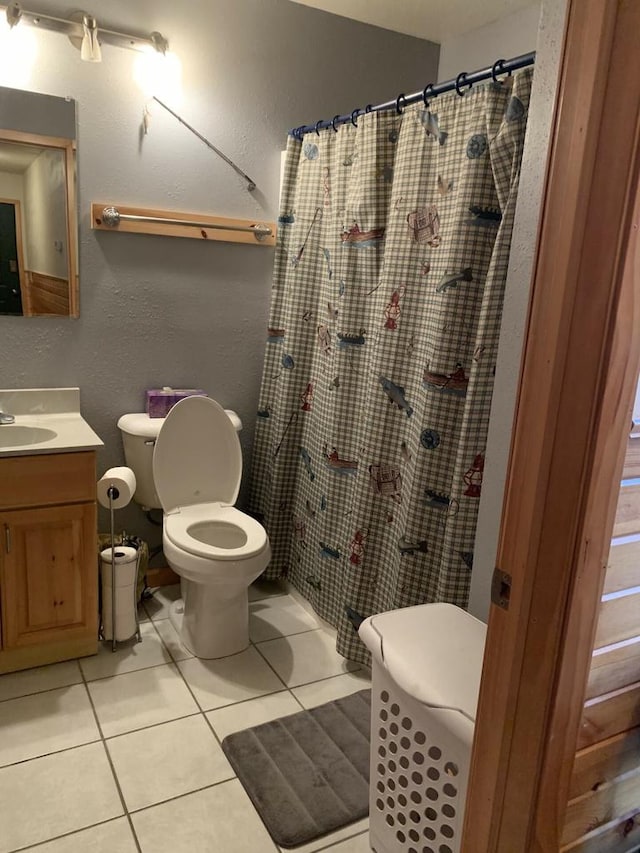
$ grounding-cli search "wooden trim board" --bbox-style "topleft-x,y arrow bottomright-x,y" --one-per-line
578,682 -> 640,751
595,590 -> 640,648
563,766 -> 640,845
560,812 -> 640,853
146,566 -> 179,588
91,202 -> 277,248
588,636 -> 640,699
622,438 -> 640,478
604,536 -> 640,594
570,726 -> 640,800
613,483 -> 640,537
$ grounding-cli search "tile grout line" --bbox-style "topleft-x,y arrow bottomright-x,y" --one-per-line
103,710 -> 203,741
81,657 -> 174,682
3,588 -> 370,853
251,624 -> 327,644
146,614 -> 291,853
251,637 -> 369,693
300,828 -> 370,853
13,816 -> 132,853
0,736 -> 103,772
142,616 -> 282,845
145,616 -> 236,755
79,651 -> 143,853
114,612 -> 363,853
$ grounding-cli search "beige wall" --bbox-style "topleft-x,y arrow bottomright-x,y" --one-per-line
438,3 -> 542,82
23,148 -> 68,279
0,0 -> 439,543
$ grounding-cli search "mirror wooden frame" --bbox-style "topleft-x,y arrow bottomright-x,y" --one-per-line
0,128 -> 78,318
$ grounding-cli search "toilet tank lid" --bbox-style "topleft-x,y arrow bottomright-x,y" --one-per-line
117,409 -> 242,438
117,413 -> 163,439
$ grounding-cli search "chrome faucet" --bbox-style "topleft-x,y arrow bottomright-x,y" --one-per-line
0,412 -> 15,425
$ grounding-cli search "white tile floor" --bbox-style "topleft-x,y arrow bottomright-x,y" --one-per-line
0,583 -> 372,853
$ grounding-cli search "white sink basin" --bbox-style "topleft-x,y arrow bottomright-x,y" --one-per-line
0,389 -> 103,457
0,425 -> 58,447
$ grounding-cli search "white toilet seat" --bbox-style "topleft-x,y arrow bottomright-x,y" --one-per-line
165,503 -> 268,561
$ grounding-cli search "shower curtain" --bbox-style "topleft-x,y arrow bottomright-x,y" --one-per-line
250,69 -> 533,664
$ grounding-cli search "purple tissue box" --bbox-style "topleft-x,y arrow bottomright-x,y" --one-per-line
146,389 -> 206,418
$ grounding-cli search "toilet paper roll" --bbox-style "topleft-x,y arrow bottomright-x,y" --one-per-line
97,467 -> 137,509
100,546 -> 138,641
100,546 -> 138,584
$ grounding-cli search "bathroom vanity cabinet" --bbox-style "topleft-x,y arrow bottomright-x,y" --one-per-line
0,451 -> 98,674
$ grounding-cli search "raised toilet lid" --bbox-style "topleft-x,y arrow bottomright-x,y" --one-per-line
153,396 -> 242,513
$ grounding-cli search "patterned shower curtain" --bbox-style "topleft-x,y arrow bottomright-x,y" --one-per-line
250,70 -> 533,664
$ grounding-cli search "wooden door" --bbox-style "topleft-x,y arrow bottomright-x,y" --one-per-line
461,0 -> 640,849
0,503 -> 96,648
0,200 -> 23,315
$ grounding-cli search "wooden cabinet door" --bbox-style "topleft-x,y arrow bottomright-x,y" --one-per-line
0,503 -> 97,649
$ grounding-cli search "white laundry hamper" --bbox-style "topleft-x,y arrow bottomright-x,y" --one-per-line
359,603 -> 486,853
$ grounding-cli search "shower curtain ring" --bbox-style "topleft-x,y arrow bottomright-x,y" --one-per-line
455,72 -> 470,96
491,58 -> 509,83
332,115 -> 341,132
351,108 -> 360,127
365,104 -> 373,114
315,120 -> 323,136
396,93 -> 406,115
422,83 -> 435,108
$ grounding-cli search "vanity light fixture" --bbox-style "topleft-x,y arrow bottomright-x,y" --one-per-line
5,1 -> 21,27
79,13 -> 100,62
0,2 -> 168,59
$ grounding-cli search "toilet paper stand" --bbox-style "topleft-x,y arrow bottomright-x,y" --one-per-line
105,483 -> 142,652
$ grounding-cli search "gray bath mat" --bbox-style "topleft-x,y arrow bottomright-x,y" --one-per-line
221,689 -> 371,848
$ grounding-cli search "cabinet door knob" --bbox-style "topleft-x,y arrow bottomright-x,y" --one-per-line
4,525 -> 10,554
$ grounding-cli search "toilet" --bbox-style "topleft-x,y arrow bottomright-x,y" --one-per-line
117,396 -> 271,659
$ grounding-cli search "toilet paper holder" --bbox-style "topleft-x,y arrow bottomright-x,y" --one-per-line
99,475 -> 143,653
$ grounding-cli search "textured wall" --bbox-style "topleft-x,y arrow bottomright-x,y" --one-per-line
437,3 -> 542,82
0,0 -> 438,543
24,149 -> 68,278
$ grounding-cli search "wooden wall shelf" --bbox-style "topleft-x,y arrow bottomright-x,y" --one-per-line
91,203 -> 276,247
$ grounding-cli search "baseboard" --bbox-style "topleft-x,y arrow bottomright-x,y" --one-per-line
146,566 -> 180,587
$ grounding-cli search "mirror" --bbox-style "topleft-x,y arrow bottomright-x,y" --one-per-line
0,86 -> 77,317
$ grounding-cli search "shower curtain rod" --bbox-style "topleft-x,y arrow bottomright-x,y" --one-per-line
289,51 -> 536,138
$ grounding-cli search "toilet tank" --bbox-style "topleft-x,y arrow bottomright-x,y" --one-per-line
117,408 -> 242,510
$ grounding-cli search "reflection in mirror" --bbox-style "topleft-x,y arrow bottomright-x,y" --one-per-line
0,87 -> 77,318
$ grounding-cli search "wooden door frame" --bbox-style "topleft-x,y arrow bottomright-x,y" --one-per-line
461,0 -> 640,850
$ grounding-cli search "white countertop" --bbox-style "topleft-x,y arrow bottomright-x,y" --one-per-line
0,388 -> 104,457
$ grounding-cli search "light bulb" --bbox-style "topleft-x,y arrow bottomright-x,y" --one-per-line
134,49 -> 183,105
0,15 -> 37,87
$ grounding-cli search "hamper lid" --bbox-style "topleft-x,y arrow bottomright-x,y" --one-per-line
359,603 -> 486,722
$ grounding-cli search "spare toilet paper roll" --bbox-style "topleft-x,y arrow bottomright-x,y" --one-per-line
97,466 -> 137,509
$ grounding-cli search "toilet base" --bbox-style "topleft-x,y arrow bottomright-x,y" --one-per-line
169,579 -> 250,659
